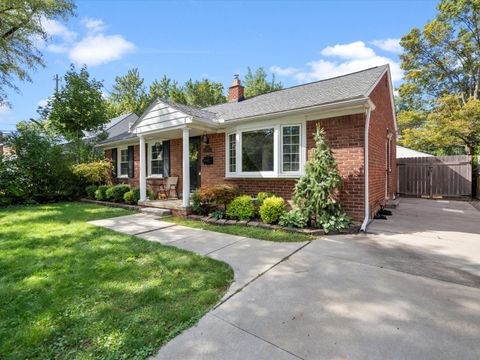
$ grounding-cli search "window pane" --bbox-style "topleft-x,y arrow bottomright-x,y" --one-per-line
120,163 -> 128,175
151,160 -> 163,175
242,128 -> 274,172
229,134 -> 236,172
282,126 -> 300,172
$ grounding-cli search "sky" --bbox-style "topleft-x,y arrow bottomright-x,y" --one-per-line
0,0 -> 439,132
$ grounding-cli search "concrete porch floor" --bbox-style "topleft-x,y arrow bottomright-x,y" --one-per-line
139,199 -> 188,211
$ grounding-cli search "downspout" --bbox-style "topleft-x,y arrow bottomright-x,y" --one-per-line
360,105 -> 372,232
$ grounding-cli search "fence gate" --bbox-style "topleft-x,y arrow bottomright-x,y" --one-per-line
397,155 -> 472,198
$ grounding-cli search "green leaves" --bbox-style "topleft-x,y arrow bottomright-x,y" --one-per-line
244,67 -> 282,98
293,125 -> 350,232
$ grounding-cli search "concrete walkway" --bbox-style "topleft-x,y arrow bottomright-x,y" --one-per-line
89,198 -> 480,360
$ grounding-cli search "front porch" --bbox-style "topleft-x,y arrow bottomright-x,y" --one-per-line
139,198 -> 191,217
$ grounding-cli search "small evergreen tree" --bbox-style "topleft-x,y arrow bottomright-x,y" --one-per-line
293,125 -> 350,233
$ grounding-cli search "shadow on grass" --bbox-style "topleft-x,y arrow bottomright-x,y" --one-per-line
0,202 -> 233,359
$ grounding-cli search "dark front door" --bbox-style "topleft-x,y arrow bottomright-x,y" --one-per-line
189,136 -> 201,191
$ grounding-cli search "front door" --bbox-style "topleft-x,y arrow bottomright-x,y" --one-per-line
189,137 -> 201,191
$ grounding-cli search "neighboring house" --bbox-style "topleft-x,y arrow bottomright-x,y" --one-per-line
99,65 -> 397,229
396,145 -> 433,158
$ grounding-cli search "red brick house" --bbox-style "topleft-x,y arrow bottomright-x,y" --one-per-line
99,65 -> 397,230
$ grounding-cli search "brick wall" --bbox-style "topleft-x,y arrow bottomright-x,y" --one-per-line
307,115 -> 365,221
368,73 -> 397,217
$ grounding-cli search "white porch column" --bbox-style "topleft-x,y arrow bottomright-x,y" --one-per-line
182,127 -> 190,207
139,135 -> 147,202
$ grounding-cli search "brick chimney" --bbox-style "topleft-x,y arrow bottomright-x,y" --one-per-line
228,75 -> 244,102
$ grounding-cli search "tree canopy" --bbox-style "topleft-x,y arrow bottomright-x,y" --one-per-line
0,0 -> 76,105
243,67 -> 282,98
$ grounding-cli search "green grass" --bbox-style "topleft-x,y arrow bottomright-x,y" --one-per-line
165,217 -> 315,242
0,202 -> 233,360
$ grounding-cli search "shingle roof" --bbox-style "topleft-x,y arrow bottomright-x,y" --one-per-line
98,131 -> 137,145
203,65 -> 388,121
159,98 -> 218,122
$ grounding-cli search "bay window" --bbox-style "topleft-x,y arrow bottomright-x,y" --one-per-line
226,122 -> 304,177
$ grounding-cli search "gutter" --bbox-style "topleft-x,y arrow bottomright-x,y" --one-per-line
360,104 -> 373,232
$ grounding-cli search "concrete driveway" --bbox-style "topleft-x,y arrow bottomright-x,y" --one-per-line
150,198 -> 480,360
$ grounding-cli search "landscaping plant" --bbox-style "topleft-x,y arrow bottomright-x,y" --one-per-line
72,160 -> 112,185
293,125 -> 350,233
226,195 -> 255,221
123,190 -> 135,204
256,191 -> 275,206
279,209 -> 308,228
85,185 -> 97,199
198,184 -> 239,210
94,185 -> 109,201
259,196 -> 285,224
110,184 -> 131,202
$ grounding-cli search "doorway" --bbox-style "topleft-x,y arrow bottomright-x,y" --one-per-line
189,136 -> 201,191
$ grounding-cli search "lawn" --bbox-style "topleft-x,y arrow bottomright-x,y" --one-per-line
165,217 -> 315,242
0,202 -> 233,360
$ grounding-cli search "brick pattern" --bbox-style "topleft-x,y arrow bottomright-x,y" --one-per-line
228,79 -> 244,102
307,115 -> 365,221
368,73 -> 397,217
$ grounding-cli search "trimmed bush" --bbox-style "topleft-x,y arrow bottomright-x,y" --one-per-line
198,184 -> 239,210
123,191 -> 135,204
95,185 -> 109,201
72,160 -> 111,185
191,190 -> 212,215
259,196 -> 285,224
256,192 -> 275,206
279,209 -> 308,228
226,195 -> 255,221
85,185 -> 97,199
110,184 -> 130,202
105,187 -> 114,201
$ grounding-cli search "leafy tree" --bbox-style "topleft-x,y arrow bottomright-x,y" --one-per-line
243,67 -> 282,98
401,95 -> 480,155
179,79 -> 226,107
0,0 -> 76,105
110,68 -> 148,115
148,75 -> 172,102
293,125 -> 350,233
399,0 -> 480,108
1,120 -> 79,204
40,65 -> 108,163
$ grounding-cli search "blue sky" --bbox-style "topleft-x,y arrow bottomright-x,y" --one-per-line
0,0 -> 438,131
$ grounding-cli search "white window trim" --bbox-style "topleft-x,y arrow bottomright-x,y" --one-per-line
147,140 -> 164,179
225,120 -> 306,179
118,146 -> 129,178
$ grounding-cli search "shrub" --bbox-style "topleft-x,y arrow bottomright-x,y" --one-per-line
72,160 -> 111,185
123,190 -> 135,204
256,191 -> 275,206
85,185 -> 97,199
259,196 -> 285,224
94,185 -> 109,201
210,209 -> 225,220
279,209 -> 308,228
105,187 -> 114,201
110,184 -> 130,202
191,190 -> 212,215
198,184 -> 239,210
226,195 -> 255,221
293,125 -> 350,231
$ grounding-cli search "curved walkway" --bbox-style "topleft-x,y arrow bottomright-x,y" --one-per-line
90,198 -> 480,360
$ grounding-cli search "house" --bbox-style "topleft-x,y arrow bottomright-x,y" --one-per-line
396,145 -> 433,158
99,65 -> 397,230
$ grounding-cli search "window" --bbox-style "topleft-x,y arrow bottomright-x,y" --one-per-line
119,148 -> 128,176
228,133 -> 236,172
282,125 -> 300,172
242,128 -> 274,172
150,142 -> 163,176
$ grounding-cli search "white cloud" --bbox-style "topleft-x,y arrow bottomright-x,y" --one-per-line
43,19 -> 77,42
0,104 -> 16,129
69,34 -> 135,66
321,41 -> 376,59
46,43 -> 69,54
371,38 -> 402,54
269,66 -> 300,76
270,40 -> 403,84
82,18 -> 105,33
37,98 -> 49,108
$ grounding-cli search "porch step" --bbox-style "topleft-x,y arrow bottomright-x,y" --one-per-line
385,199 -> 400,209
140,207 -> 172,218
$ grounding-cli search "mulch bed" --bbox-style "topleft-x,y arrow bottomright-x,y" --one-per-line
186,214 -> 361,236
